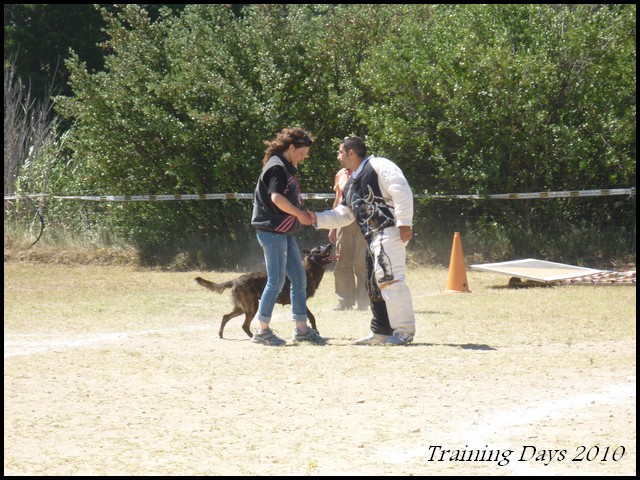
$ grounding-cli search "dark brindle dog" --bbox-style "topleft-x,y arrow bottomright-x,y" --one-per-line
195,244 -> 336,339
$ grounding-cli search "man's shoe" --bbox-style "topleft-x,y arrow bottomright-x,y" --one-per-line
251,328 -> 286,346
292,327 -> 326,345
353,333 -> 391,345
384,332 -> 414,346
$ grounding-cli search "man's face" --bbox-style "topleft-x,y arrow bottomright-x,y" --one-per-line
337,144 -> 351,169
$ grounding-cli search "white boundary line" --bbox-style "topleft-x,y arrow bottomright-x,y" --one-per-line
5,326 -> 635,475
3,325 -> 212,359
379,379 -> 636,475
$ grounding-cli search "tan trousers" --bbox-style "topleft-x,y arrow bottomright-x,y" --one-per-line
334,221 -> 369,309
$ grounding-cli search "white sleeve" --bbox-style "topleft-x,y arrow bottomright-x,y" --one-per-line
315,205 -> 356,230
373,158 -> 414,227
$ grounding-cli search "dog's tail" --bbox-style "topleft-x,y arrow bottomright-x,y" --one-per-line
194,276 -> 234,293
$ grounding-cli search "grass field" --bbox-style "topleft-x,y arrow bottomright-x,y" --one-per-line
4,260 -> 636,475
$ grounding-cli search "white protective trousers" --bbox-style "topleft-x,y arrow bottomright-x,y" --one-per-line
369,226 -> 416,335
315,206 -> 415,335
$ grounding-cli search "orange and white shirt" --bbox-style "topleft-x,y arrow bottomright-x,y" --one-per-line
332,167 -> 352,208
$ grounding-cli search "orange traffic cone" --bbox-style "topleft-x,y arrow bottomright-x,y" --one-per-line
445,232 -> 471,293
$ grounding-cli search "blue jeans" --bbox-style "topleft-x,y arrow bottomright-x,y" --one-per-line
256,230 -> 307,324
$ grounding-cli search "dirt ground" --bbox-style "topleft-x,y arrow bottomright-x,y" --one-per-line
4,262 -> 636,476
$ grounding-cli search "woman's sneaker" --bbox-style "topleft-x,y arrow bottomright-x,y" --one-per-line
292,327 -> 326,345
251,328 -> 286,346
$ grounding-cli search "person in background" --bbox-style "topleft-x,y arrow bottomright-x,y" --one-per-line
250,127 -> 325,346
328,167 -> 369,311
308,136 -> 416,346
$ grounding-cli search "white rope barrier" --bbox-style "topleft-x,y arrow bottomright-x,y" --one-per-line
4,188 -> 635,202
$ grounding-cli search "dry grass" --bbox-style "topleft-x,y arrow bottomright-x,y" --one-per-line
4,259 -> 636,475
4,245 -> 139,267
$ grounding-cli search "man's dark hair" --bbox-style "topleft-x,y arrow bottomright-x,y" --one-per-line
341,136 -> 366,159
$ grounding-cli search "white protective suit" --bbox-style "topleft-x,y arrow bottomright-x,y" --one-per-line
315,156 -> 416,336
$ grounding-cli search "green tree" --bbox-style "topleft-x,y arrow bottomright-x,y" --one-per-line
358,4 -> 635,259
360,4 -> 635,194
48,4 -> 635,267
4,4 -> 106,99
4,4 -> 187,100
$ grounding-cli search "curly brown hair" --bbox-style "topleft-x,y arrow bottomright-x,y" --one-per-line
262,127 -> 315,165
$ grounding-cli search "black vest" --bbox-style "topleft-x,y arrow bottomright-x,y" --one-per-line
251,155 -> 302,234
341,158 -> 396,240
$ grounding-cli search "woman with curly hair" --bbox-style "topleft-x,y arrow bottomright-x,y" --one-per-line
250,127 -> 325,346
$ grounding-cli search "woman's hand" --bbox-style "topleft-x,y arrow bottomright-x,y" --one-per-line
297,210 -> 313,226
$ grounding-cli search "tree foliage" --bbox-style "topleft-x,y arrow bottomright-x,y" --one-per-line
9,4 -> 635,267
3,4 -> 187,99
